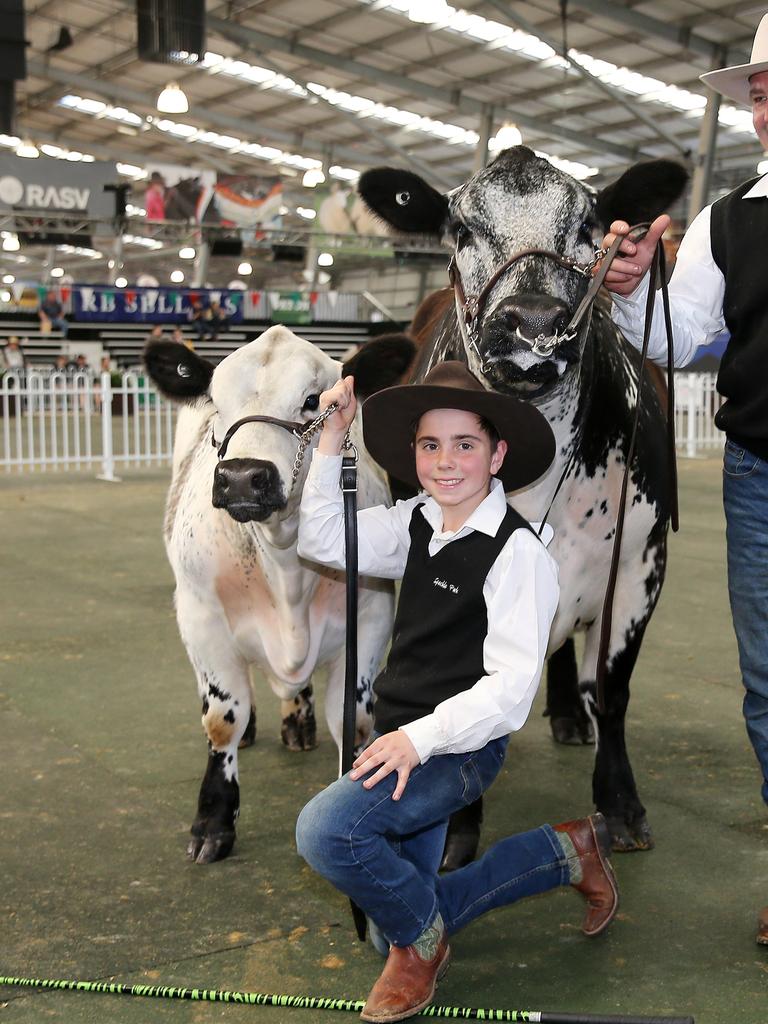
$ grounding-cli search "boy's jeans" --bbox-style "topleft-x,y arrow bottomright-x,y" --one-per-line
296,736 -> 571,948
723,440 -> 768,805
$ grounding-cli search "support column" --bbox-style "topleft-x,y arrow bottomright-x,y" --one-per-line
192,240 -> 210,288
108,234 -> 124,285
687,91 -> 721,224
474,106 -> 494,173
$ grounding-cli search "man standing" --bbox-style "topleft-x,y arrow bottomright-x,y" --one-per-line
601,13 -> 768,946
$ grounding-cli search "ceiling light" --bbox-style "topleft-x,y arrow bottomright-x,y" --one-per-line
50,267 -> 64,278
170,269 -> 185,283
490,124 -> 522,150
302,168 -> 326,188
0,289 -> 10,302
157,83 -> 189,114
115,276 -> 128,288
16,139 -> 39,159
296,206 -> 316,219
318,252 -> 334,267
237,261 -> 252,275
2,274 -> 14,283
179,246 -> 196,259
408,0 -> 451,23
2,233 -> 20,252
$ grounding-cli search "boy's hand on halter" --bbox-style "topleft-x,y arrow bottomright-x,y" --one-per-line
350,732 -> 420,800
598,214 -> 670,296
318,375 -> 357,456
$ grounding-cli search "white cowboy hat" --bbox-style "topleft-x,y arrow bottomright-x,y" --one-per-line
700,13 -> 768,107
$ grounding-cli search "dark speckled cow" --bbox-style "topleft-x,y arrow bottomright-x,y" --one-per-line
358,147 -> 687,855
145,327 -> 394,863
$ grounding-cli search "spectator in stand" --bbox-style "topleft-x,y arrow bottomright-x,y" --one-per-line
2,336 -> 27,370
74,354 -> 91,373
208,300 -> 230,340
145,324 -> 166,346
189,298 -> 213,340
145,171 -> 167,221
53,353 -> 69,374
171,325 -> 194,351
100,355 -> 113,374
38,291 -> 69,337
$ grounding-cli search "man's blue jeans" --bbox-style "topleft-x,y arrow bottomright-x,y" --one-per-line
296,736 -> 572,948
723,440 -> 768,805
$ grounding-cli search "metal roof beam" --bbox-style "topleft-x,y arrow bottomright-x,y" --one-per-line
206,14 -> 641,162
25,58 -> 407,176
567,0 -> 746,65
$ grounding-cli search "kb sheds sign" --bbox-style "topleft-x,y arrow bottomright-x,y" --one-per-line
0,154 -> 118,218
72,286 -> 245,324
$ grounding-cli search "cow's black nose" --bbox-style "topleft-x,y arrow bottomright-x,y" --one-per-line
492,294 -> 570,341
212,458 -> 283,518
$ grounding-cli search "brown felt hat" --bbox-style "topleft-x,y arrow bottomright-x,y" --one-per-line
362,360 -> 555,492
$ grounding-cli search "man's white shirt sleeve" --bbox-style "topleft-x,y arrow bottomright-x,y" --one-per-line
610,205 -> 726,368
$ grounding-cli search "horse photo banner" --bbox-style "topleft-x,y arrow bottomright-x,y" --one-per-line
71,286 -> 245,323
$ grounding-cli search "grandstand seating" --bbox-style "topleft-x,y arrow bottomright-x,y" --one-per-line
0,314 -> 372,368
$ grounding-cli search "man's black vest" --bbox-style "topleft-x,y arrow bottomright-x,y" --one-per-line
710,178 -> 768,459
373,503 -> 536,735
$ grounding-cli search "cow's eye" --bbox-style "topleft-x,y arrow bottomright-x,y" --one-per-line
579,221 -> 595,245
302,394 -> 320,412
455,224 -> 472,251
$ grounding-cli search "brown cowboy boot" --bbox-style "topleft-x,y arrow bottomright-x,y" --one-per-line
758,907 -> 768,946
360,921 -> 450,1023
554,812 -> 619,936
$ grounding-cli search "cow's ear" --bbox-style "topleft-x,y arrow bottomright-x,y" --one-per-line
595,159 -> 689,228
143,340 -> 214,400
343,333 -> 417,400
357,168 -> 448,234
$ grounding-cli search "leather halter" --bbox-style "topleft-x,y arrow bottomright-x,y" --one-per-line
448,233 -> 626,366
212,414 -> 304,461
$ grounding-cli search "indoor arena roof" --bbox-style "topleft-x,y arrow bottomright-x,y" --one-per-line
20,0 -> 767,198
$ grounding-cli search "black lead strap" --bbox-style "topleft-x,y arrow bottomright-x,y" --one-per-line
594,235 -> 678,715
340,453 -> 368,943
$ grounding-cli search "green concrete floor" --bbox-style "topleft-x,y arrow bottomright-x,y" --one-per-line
1,457 -> 766,1023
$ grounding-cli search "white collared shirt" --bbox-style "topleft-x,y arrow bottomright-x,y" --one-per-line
610,174 -> 768,366
298,450 -> 560,763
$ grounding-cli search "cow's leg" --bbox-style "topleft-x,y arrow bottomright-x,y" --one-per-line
545,638 -> 595,746
176,593 -> 252,864
580,624 -> 652,853
324,642 -> 376,757
279,685 -> 317,752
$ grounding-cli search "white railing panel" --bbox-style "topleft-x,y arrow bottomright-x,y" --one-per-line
1,370 -> 177,475
0,369 -> 730,477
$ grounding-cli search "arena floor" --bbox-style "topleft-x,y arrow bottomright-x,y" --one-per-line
2,456 -> 766,1024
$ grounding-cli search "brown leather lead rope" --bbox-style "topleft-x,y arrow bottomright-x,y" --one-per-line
594,236 -> 678,715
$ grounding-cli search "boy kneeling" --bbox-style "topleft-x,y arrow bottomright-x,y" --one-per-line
297,362 -> 618,1023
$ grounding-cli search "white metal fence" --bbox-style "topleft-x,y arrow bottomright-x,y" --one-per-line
0,370 -> 726,479
1,370 -> 176,480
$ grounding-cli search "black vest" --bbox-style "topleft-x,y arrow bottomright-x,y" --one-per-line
710,179 -> 768,459
373,503 -> 536,735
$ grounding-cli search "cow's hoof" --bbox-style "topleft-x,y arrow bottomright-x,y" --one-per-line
281,713 -> 317,752
550,715 -> 595,746
186,830 -> 235,864
606,815 -> 654,852
238,707 -> 257,749
439,832 -> 479,873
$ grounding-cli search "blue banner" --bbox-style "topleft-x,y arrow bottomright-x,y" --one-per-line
71,286 -> 245,324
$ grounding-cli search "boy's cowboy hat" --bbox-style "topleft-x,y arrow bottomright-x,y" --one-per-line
362,360 -> 555,492
700,13 -> 768,107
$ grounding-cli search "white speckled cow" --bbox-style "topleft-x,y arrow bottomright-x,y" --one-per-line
358,147 -> 687,858
145,327 -> 394,863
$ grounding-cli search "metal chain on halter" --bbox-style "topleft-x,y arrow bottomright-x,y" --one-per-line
290,402 -> 357,485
